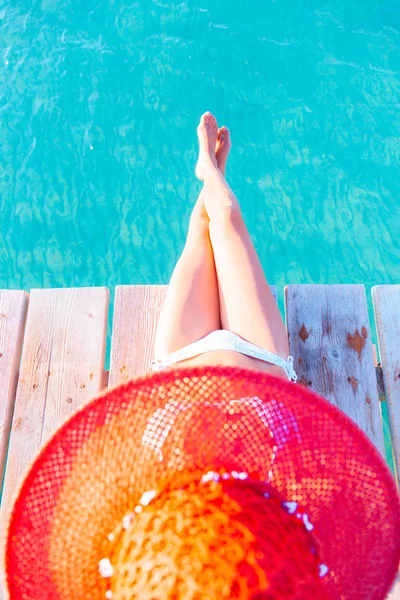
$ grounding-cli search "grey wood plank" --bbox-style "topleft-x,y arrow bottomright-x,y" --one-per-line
0,291 -> 29,490
372,285 -> 400,484
285,284 -> 385,456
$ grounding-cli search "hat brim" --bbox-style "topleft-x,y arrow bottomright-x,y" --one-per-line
4,365 -> 400,599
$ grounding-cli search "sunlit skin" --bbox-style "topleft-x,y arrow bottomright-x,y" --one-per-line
154,112 -> 290,380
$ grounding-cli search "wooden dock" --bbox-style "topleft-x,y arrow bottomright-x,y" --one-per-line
0,284 -> 399,599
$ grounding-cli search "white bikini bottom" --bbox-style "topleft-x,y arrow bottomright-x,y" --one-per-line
151,329 -> 298,382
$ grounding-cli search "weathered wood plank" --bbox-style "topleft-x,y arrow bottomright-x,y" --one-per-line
287,286 -> 398,600
109,285 -> 167,386
285,284 -> 385,456
372,285 -> 400,484
0,287 -> 109,524
0,291 -> 29,490
109,285 -> 278,387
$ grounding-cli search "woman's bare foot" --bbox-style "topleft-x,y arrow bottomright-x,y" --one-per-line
195,112 -> 219,181
215,126 -> 231,176
189,116 -> 231,229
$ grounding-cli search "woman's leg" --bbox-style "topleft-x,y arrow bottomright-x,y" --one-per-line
196,112 -> 289,358
153,129 -> 230,358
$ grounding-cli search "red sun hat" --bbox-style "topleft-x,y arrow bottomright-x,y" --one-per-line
3,365 -> 400,600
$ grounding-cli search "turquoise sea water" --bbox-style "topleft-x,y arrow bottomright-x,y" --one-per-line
1,2 -> 399,465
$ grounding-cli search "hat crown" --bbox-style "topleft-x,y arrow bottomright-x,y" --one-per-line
99,469 -> 331,599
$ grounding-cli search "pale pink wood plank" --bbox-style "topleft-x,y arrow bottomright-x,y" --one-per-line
387,572 -> 400,600
0,287 -> 109,558
0,291 -> 29,487
109,285 -> 167,386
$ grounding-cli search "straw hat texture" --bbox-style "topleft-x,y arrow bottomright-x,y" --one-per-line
4,366 -> 400,600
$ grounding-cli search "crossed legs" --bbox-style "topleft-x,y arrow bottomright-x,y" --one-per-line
154,112 -> 289,362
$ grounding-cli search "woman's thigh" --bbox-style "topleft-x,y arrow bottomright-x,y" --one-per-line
154,227 -> 221,358
209,210 -> 289,359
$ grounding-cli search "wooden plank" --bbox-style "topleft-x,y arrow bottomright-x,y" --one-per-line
388,573 -> 400,600
0,287 -> 109,524
285,284 -> 385,456
0,287 -> 109,600
286,286 -> 400,600
0,291 -> 29,490
372,285 -> 400,484
109,285 -> 167,386
109,285 -> 278,387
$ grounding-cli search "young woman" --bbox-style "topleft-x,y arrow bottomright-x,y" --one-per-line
151,112 -> 297,383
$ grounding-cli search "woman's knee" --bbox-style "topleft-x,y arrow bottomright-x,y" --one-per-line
188,209 -> 209,237
208,205 -> 244,232
186,221 -> 211,254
